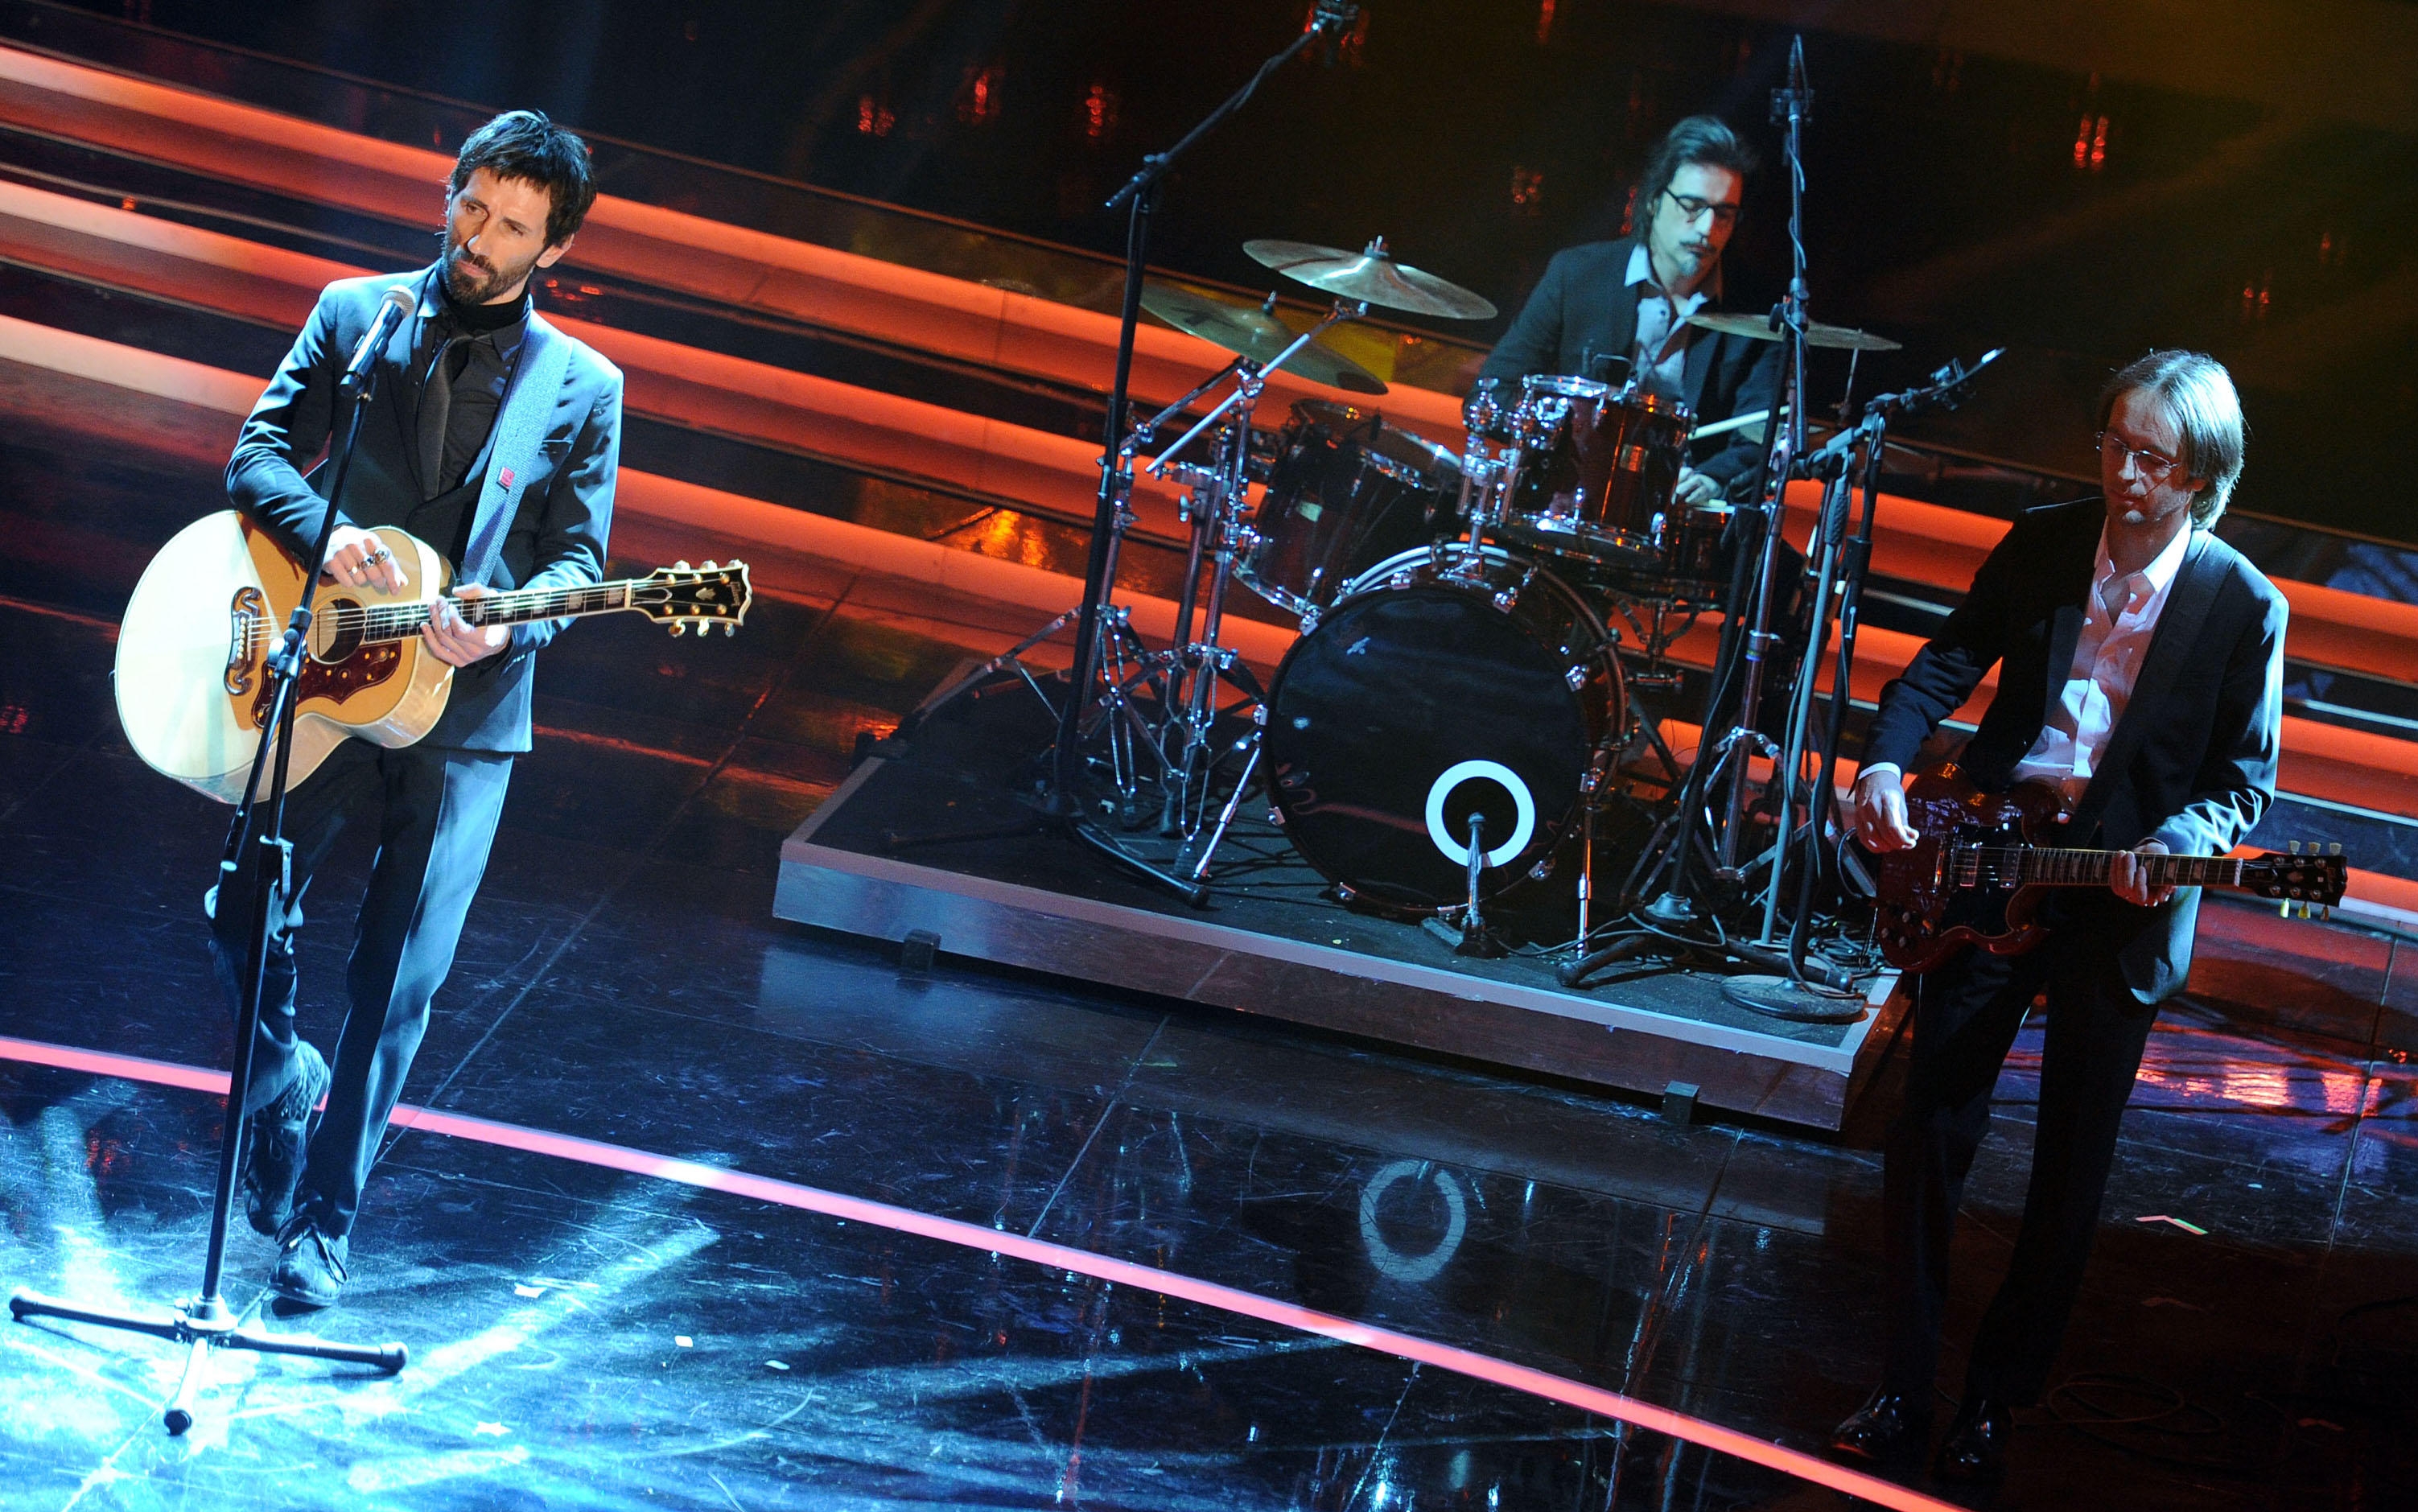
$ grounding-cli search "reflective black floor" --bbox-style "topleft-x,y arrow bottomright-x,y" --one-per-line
4,376 -> 2418,1510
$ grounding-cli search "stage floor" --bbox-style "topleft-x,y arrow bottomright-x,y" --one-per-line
6,362 -> 2418,1511
775,682 -> 1904,1131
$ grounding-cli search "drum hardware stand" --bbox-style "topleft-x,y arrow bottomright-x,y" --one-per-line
1052,0 -> 1360,819
10,320 -> 407,1432
1419,812 -> 1507,958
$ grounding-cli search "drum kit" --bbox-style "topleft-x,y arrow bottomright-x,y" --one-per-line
1015,231 -> 1902,962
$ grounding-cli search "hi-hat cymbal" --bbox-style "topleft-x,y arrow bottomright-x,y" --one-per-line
1243,237 -> 1498,321
1141,282 -> 1387,394
1685,311 -> 1903,352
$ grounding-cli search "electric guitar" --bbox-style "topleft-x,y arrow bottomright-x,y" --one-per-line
1864,762 -> 2348,974
116,510 -> 752,802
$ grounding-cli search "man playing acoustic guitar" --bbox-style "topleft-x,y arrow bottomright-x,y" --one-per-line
212,110 -> 621,1308
1828,351 -> 2286,1481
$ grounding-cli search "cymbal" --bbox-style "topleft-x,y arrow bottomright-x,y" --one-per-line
1242,237 -> 1498,321
1685,310 -> 1903,352
1141,282 -> 1387,394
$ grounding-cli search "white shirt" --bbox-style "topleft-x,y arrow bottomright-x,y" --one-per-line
1862,520 -> 2194,808
2005,521 -> 2194,806
1624,242 -> 1712,400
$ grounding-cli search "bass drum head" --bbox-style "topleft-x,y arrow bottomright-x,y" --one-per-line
1266,580 -> 1598,913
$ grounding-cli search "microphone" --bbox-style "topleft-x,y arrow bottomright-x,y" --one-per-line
342,285 -> 415,393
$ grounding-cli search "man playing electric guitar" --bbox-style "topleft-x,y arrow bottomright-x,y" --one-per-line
1827,352 -> 2286,1481
212,110 -> 621,1308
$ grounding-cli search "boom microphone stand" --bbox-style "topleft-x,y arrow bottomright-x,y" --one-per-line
10,312 -> 407,1432
1048,0 -> 1361,817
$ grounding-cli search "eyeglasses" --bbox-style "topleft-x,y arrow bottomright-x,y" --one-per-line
1661,189 -> 1741,228
2095,431 -> 2185,484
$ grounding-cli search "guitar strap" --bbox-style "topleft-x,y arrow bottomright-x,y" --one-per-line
458,312 -> 573,589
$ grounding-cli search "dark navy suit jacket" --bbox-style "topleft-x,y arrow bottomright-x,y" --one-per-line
1860,497 -> 2288,1002
227,265 -> 623,752
1477,238 -> 1782,491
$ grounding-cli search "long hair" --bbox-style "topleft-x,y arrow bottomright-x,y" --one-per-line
1631,115 -> 1758,237
2097,350 -> 2247,528
448,110 -> 597,248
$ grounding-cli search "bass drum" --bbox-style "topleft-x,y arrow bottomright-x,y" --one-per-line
1264,546 -> 1624,915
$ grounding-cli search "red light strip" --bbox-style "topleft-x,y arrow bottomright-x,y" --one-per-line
1,1033 -> 1955,1511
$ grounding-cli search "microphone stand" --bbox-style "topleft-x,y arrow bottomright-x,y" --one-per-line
1047,1 -> 1357,818
1720,351 -> 2001,1020
10,327 -> 407,1432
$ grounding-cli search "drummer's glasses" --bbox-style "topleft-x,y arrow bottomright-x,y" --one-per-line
2095,431 -> 2186,484
1662,190 -> 1741,228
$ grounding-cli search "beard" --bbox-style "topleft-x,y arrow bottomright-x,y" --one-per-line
438,233 -> 536,306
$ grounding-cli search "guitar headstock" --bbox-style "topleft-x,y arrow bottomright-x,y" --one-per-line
634,559 -> 752,638
2243,841 -> 2348,920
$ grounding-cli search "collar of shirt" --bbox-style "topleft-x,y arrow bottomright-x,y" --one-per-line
2091,515 -> 2193,624
414,262 -> 533,356
1624,239 -> 1721,309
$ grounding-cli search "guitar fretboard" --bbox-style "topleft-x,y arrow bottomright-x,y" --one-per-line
1952,846 -> 2244,892
339,582 -> 640,644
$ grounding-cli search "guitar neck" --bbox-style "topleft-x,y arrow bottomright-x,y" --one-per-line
2003,847 -> 2243,891
352,581 -> 642,644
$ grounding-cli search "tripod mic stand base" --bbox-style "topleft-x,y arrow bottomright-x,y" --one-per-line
1718,974 -> 1868,1024
1641,891 -> 1699,927
10,1285 -> 406,1435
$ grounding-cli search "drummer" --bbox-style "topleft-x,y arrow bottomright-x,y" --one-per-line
1477,114 -> 1782,506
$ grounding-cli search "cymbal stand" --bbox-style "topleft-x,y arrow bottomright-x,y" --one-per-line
1142,303 -> 1363,868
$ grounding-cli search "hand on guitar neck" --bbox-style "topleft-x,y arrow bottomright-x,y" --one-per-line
1855,767 -> 2174,906
321,525 -> 505,667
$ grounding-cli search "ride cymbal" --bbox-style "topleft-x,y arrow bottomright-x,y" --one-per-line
1683,310 -> 1903,352
1141,282 -> 1387,394
1242,237 -> 1497,321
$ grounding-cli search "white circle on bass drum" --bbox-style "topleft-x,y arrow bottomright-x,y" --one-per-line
1424,760 -> 1536,871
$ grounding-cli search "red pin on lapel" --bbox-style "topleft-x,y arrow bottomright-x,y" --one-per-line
500,468 -> 516,489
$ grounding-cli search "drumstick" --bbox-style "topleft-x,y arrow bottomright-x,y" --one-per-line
1691,404 -> 1789,439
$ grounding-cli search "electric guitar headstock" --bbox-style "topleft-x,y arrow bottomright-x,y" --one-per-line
632,559 -> 752,638
2241,841 -> 2348,920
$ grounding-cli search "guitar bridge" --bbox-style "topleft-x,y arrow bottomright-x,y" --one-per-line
225,586 -> 266,695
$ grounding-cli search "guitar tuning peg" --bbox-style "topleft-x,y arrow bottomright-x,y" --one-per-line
2288,840 -> 2302,854
2328,843 -> 2342,856
702,559 -> 719,571
669,621 -> 687,637
2278,900 -> 2290,917
2321,904 -> 2333,921
721,622 -> 735,637
674,559 -> 690,571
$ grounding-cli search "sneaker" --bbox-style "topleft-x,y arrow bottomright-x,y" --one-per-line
270,1213 -> 349,1309
243,1041 -> 330,1237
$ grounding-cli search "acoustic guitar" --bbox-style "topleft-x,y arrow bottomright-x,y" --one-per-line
116,510 -> 751,802
1864,762 -> 2348,973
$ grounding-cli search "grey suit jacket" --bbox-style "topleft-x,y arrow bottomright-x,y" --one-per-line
1476,239 -> 1782,489
1860,498 -> 2289,1001
227,265 -> 624,752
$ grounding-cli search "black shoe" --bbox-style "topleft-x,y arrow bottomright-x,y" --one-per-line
1935,1395 -> 2012,1483
243,1040 -> 330,1237
270,1213 -> 349,1309
1828,1387 -> 1930,1465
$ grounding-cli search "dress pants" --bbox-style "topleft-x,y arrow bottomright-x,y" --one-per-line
208,738 -> 513,1238
1880,928 -> 2162,1406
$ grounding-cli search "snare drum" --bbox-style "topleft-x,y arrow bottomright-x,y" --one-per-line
1236,401 -> 1457,624
1264,545 -> 1623,915
1493,376 -> 1693,570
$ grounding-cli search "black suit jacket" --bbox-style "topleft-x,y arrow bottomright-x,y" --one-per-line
227,266 -> 624,752
1477,239 -> 1782,489
1860,498 -> 2288,1002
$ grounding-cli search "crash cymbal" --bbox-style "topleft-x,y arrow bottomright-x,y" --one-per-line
1141,282 -> 1387,394
1684,310 -> 1903,352
1242,237 -> 1498,321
